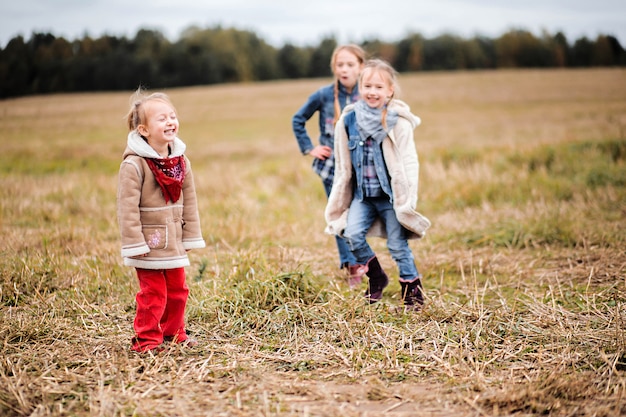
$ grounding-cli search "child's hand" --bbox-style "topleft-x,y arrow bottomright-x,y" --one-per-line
309,145 -> 332,160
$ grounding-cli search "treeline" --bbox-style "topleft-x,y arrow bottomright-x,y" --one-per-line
1,26 -> 624,98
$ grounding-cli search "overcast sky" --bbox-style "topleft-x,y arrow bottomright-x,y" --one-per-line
1,0 -> 625,48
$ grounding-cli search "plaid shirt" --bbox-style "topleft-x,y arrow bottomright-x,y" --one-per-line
362,138 -> 384,197
312,153 -> 335,187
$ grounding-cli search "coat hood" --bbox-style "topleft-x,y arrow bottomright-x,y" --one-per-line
123,130 -> 187,159
388,99 -> 421,129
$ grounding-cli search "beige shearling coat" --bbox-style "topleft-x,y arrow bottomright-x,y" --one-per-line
325,100 -> 431,239
117,131 -> 205,269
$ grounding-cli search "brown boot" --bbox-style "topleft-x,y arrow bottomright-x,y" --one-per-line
400,277 -> 424,311
364,256 -> 389,303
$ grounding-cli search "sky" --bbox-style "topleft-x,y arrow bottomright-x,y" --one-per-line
1,0 -> 625,48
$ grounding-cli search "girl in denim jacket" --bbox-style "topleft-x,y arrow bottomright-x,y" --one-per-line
292,44 -> 366,287
325,59 -> 431,310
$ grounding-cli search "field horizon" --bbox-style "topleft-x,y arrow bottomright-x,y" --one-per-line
1,68 -> 625,416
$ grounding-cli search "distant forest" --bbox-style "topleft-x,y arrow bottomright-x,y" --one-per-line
1,25 -> 624,98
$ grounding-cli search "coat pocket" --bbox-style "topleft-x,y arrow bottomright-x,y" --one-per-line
143,225 -> 168,249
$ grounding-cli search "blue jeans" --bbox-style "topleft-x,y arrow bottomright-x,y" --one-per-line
344,196 -> 419,281
324,181 -> 357,268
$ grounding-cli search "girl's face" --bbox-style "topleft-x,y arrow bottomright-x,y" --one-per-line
138,99 -> 179,155
333,49 -> 363,91
359,69 -> 394,109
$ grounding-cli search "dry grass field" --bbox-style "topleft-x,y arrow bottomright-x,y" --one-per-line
1,68 -> 625,416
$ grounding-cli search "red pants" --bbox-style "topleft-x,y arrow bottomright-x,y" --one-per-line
132,267 -> 189,352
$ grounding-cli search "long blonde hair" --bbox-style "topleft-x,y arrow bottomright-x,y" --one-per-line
331,44 -> 366,125
125,87 -> 177,132
359,59 -> 400,129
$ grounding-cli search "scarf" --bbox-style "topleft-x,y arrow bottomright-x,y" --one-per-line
145,156 -> 186,203
354,100 -> 399,144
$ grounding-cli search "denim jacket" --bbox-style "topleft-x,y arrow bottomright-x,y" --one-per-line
343,111 -> 393,202
292,82 -> 360,154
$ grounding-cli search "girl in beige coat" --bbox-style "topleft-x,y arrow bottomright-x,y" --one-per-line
118,89 -> 205,352
325,60 -> 430,310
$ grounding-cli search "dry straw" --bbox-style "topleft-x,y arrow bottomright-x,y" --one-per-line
1,68 -> 625,416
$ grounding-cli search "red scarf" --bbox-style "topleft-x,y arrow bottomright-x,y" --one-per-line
145,156 -> 186,203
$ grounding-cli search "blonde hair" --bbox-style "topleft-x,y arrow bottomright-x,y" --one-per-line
331,44 -> 366,125
359,59 -> 400,129
125,87 -> 177,132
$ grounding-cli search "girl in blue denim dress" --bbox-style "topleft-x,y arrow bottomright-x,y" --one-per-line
325,59 -> 431,310
292,44 -> 366,287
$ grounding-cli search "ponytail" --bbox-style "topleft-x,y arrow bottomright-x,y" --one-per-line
332,79 -> 341,126
125,87 -> 176,132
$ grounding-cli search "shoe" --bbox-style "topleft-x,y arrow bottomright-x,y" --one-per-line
364,256 -> 389,303
347,264 -> 367,289
181,338 -> 198,348
400,277 -> 424,311
164,335 -> 198,348
131,337 -> 165,353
